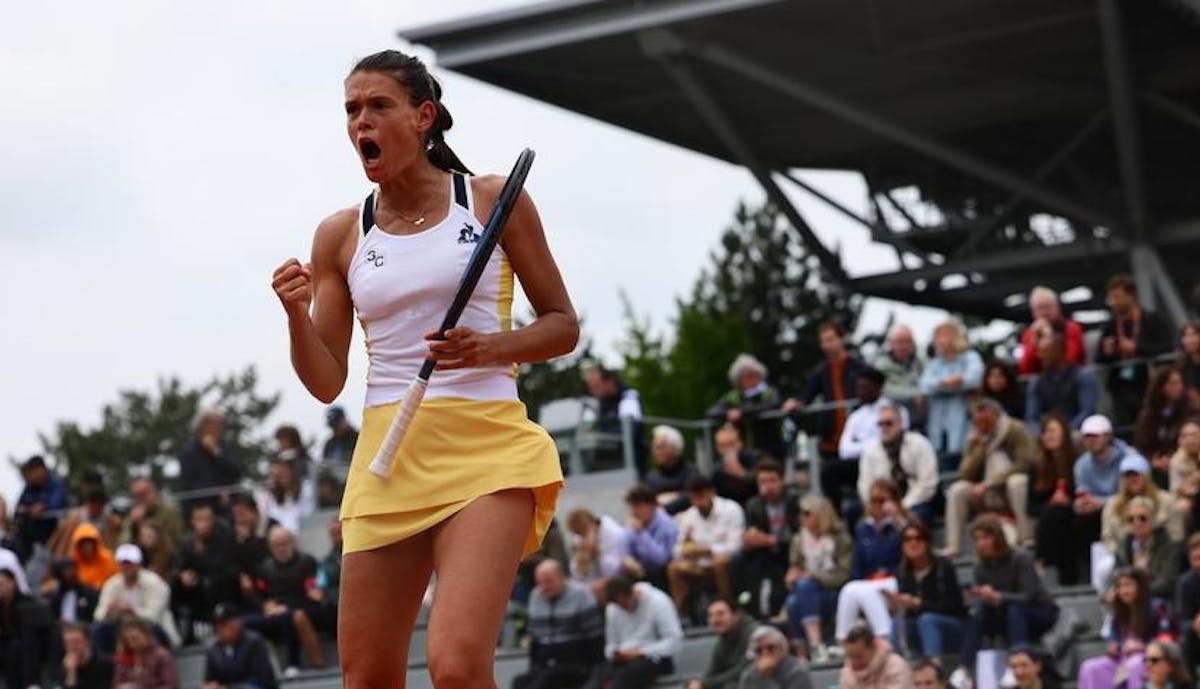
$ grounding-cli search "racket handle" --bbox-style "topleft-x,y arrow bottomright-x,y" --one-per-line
367,378 -> 429,478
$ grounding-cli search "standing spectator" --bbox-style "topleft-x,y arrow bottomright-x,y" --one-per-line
1136,367 -> 1192,485
14,454 -> 69,558
955,518 -> 1058,684
833,480 -> 910,646
784,321 -> 867,511
684,599 -> 755,689
273,424 -> 312,480
513,559 -> 604,689
135,520 -> 179,584
59,622 -> 113,689
321,406 -> 359,466
565,508 -> 628,599
983,359 -> 1025,421
644,426 -> 700,516
734,459 -> 797,618
1171,418 -> 1200,528
122,478 -> 185,547
1018,286 -> 1087,374
173,503 -> 236,644
1177,533 -> 1200,673
1071,415 -> 1136,582
890,522 -> 965,658
312,518 -> 341,635
93,544 -> 181,651
582,576 -> 682,689
872,325 -> 925,419
1023,328 -> 1100,434
621,485 -> 677,589
179,410 -> 243,518
254,460 -> 315,535
1077,567 -> 1156,689
668,476 -> 745,621
0,565 -> 47,689
1006,644 -> 1062,689
241,526 -> 326,674
586,364 -> 646,473
919,321 -> 984,463
1112,496 -> 1180,601
1028,415 -> 1084,584
856,403 -> 938,525
707,354 -> 785,461
47,558 -> 100,624
710,426 -> 765,506
1142,640 -> 1193,689
70,522 -> 118,591
838,367 -> 908,462
203,604 -> 278,689
1096,274 -> 1174,427
783,495 -> 851,663
111,617 -> 179,689
1178,322 -> 1200,408
837,623 -> 911,689
942,399 -> 1035,557
736,626 -> 813,689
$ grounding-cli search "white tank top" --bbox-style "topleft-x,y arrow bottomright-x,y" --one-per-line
347,172 -> 518,406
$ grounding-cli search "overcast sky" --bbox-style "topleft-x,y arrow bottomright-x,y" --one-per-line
0,0 -> 961,499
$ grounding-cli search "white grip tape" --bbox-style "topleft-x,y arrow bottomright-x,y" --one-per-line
367,378 -> 429,478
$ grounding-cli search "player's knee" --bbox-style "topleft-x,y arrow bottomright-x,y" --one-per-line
428,649 -> 489,689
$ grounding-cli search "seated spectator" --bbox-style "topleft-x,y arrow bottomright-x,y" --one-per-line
566,508 -> 629,600
513,560 -> 604,689
918,320 -> 983,462
942,399 -> 1035,557
1099,453 -> 1178,555
136,520 -> 179,583
1180,322 -> 1200,406
48,487 -> 122,558
59,621 -> 113,689
1005,644 -> 1063,689
314,469 -> 344,510
856,402 -> 938,525
70,522 -> 118,592
122,477 -> 185,547
1171,418 -> 1200,528
173,502 -> 236,644
241,526 -> 326,674
872,325 -> 925,421
621,484 -> 677,589
112,616 -> 180,689
733,459 -> 797,618
1077,567 -> 1158,689
1071,415 -> 1132,581
684,599 -> 754,689
707,354 -> 785,461
0,563 -> 48,689
645,426 -> 700,516
955,518 -> 1058,686
203,604 -> 278,689
838,367 -> 907,463
312,517 -> 341,635
179,409 -> 243,518
1113,496 -> 1180,601
14,454 -> 69,558
668,476 -> 744,621
1023,328 -> 1100,434
736,626 -> 812,689
581,576 -> 682,689
911,658 -> 947,689
1178,533 -> 1200,673
890,522 -> 965,658
1096,273 -> 1174,427
1018,286 -> 1087,375
94,543 -> 181,652
255,459 -> 315,535
230,494 -> 268,597
321,406 -> 359,466
984,359 -> 1025,421
837,623 -> 911,689
586,363 -> 646,473
1142,640 -> 1193,689
1028,414 -> 1086,585
782,495 -> 851,663
47,557 -> 99,624
710,425 -> 764,506
833,480 -> 910,647
1136,367 -> 1193,486
273,423 -> 312,480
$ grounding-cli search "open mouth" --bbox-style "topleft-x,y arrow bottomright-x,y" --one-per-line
359,138 -> 381,163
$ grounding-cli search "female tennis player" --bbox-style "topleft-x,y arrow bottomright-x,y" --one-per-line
270,50 -> 576,689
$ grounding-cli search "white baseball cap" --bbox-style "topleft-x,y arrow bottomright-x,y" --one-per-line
1080,415 -> 1113,436
115,543 -> 143,565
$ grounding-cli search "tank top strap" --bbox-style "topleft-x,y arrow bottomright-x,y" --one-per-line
361,190 -> 376,236
452,172 -> 472,213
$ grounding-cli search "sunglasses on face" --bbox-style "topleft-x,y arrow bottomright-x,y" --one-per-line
877,419 -> 897,428
1144,656 -> 1167,665
1128,514 -> 1150,524
751,646 -> 776,656
800,509 -> 812,517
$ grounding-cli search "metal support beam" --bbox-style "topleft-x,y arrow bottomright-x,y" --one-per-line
1144,92 -> 1200,135
693,41 -> 1119,232
1098,0 -> 1149,237
640,31 -> 847,284
1131,244 -> 1189,328
878,190 -> 925,232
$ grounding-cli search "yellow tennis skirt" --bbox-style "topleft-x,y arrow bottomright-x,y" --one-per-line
339,396 -> 563,556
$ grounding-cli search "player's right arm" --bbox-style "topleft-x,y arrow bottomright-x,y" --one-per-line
272,209 -> 357,403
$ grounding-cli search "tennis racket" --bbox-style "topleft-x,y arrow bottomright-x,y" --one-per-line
368,148 -> 536,478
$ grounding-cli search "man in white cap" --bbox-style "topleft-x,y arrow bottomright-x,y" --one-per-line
1068,415 -> 1137,584
92,543 -> 179,653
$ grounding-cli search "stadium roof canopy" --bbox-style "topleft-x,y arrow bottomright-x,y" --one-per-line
401,0 -> 1200,324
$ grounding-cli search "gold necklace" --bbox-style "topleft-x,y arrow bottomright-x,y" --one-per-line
376,195 -> 427,226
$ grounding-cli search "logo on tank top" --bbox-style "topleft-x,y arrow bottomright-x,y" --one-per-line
364,249 -> 384,267
457,223 -> 480,244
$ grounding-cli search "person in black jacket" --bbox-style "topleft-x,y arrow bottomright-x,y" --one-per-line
179,410 -> 243,518
59,622 -> 113,689
204,604 -> 278,689
732,459 -> 798,618
1095,274 -> 1174,428
1175,533 -> 1200,671
173,503 -> 237,643
48,557 -> 100,624
0,567 -> 50,689
240,526 -> 325,674
888,522 -> 965,657
230,495 -> 268,602
707,354 -> 785,461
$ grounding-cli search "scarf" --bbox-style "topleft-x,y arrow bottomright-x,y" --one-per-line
882,434 -> 909,496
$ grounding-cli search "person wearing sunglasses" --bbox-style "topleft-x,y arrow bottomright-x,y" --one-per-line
1142,640 -> 1194,689
1112,496 -> 1180,601
736,626 -> 813,689
783,495 -> 851,663
856,402 -> 938,527
1098,453 -> 1179,587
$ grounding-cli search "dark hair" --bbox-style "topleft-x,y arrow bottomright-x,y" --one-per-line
968,516 -> 1012,559
83,488 -> 108,505
61,621 -> 88,637
843,623 -> 874,646
604,575 -> 635,600
707,597 -> 738,614
1147,640 -> 1194,686
1106,273 -> 1137,296
1144,365 -> 1186,410
911,657 -> 945,681
624,484 -> 657,506
983,359 -> 1022,412
274,425 -> 302,448
684,474 -> 714,495
1034,413 -> 1076,493
818,319 -> 846,338
1180,321 -> 1200,359
899,522 -> 932,570
753,457 -> 784,479
1188,531 -> 1200,554
350,50 -> 472,175
230,493 -> 259,513
1111,566 -> 1153,641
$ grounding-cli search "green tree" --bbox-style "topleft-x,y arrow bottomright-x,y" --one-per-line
34,365 -> 280,492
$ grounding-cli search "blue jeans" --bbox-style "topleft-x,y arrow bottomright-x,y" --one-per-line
894,612 -> 964,657
960,602 -> 1057,667
784,577 -> 837,639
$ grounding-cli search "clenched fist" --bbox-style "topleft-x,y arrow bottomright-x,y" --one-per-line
272,258 -> 313,319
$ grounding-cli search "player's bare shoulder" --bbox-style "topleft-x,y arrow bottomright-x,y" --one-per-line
313,205 -> 361,276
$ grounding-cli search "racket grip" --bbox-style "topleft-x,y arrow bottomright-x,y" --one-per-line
367,378 -> 429,478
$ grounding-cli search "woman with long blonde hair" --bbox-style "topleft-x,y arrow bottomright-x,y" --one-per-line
782,494 -> 851,662
918,320 -> 983,463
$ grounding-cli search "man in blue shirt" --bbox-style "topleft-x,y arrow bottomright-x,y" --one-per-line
1070,414 -> 1135,584
623,485 -> 678,592
14,455 -> 68,559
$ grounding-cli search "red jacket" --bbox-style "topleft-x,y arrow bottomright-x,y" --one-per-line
1019,318 -> 1086,374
